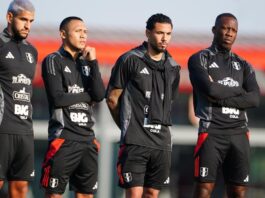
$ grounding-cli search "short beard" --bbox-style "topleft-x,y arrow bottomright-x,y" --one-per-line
11,24 -> 27,40
150,42 -> 165,53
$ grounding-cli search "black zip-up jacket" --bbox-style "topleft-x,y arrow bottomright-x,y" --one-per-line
42,47 -> 105,141
0,28 -> 37,134
188,44 -> 260,135
107,42 -> 180,151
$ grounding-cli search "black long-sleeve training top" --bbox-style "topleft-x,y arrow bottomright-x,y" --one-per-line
0,28 -> 37,135
107,42 -> 180,151
188,44 -> 260,135
42,47 -> 105,141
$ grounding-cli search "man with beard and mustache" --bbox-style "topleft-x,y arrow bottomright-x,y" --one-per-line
106,13 -> 180,198
0,0 -> 37,197
188,13 -> 260,198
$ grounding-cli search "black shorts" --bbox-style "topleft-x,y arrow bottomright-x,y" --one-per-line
117,144 -> 171,190
40,138 -> 99,194
194,132 -> 250,185
0,133 -> 34,181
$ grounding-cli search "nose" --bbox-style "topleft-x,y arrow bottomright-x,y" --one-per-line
25,21 -> 31,30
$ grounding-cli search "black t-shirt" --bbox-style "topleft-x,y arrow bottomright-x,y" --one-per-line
107,42 -> 180,151
42,47 -> 105,141
188,45 -> 260,135
0,29 -> 38,135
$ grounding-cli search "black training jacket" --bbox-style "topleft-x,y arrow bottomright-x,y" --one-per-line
107,42 -> 180,151
0,28 -> 37,134
42,47 -> 105,141
188,44 -> 260,135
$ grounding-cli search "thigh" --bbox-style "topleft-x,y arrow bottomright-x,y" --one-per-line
0,134 -> 10,180
117,144 -> 149,188
0,134 -> 34,181
223,133 -> 250,185
144,149 -> 171,190
40,139 -> 83,194
9,135 -> 34,181
69,142 -> 98,194
194,133 -> 229,183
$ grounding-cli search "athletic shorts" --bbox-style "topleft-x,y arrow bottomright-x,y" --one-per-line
40,138 -> 99,194
0,133 -> 34,181
117,144 -> 171,189
194,132 -> 250,185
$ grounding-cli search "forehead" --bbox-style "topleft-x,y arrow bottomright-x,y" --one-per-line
67,20 -> 87,30
218,16 -> 238,27
152,22 -> 172,31
14,10 -> 35,20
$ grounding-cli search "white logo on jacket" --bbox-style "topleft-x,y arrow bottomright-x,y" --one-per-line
232,61 -> 241,70
140,67 -> 149,75
12,74 -> 31,85
218,77 -> 239,87
5,51 -> 14,59
25,52 -> 34,63
68,84 -> 84,93
82,66 -> 90,76
209,62 -> 219,68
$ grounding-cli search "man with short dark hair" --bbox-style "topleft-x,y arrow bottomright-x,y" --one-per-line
40,16 -> 105,198
188,13 -> 260,198
106,13 -> 180,198
0,0 -> 37,197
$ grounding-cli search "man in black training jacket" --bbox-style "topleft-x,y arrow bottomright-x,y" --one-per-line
40,16 -> 105,198
188,13 -> 260,198
106,13 -> 180,198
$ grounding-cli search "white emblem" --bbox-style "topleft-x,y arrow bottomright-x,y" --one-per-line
64,66 -> 71,73
92,182 -> 98,190
82,66 -> 90,76
30,170 -> 35,177
5,51 -> 15,59
25,52 -> 34,63
232,61 -> 241,70
209,62 -> 219,68
244,175 -> 249,182
123,172 -> 132,183
49,178 -> 59,188
140,67 -> 150,75
163,177 -> 170,184
200,167 -> 208,177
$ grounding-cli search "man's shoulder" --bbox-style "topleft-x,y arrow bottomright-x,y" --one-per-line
23,40 -> 37,53
43,51 -> 62,62
190,48 -> 213,60
118,46 -> 144,64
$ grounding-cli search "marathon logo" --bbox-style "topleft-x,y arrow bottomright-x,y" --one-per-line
218,77 -> 239,87
68,84 -> 84,93
13,88 -> 30,102
12,74 -> 31,85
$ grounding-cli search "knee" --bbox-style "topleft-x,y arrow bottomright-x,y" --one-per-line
143,188 -> 159,198
227,185 -> 247,198
0,180 -> 4,189
193,182 -> 214,198
9,181 -> 29,195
